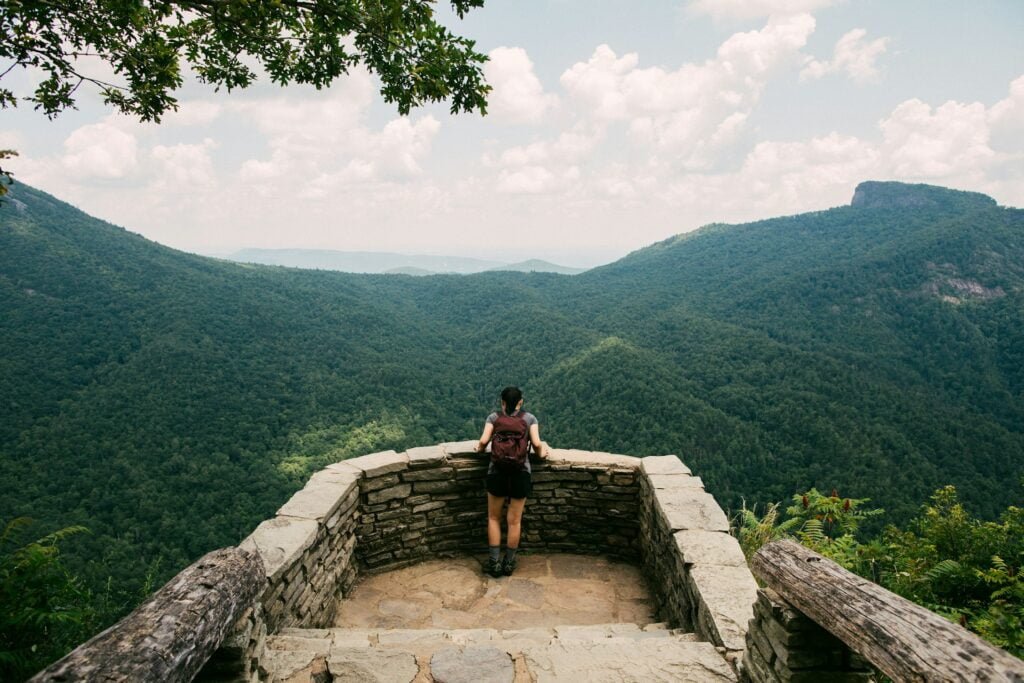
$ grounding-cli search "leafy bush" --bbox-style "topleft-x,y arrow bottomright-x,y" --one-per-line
0,518 -> 90,680
0,518 -> 154,679
735,501 -> 799,561
734,485 -> 1023,657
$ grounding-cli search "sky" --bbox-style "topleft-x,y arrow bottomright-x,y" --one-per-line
2,0 -> 1023,267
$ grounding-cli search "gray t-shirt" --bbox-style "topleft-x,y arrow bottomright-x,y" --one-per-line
485,411 -> 538,474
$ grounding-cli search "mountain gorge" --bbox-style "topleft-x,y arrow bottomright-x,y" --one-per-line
1,180 -> 1021,606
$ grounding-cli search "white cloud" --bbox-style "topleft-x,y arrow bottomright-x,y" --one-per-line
710,111 -> 750,147
559,45 -> 640,121
151,139 -> 218,186
232,74 -> 441,189
484,47 -> 558,124
283,115 -> 441,198
373,116 -> 442,177
231,68 -> 377,172
988,75 -> 1024,154
14,65 -> 448,250
657,75 -> 1024,219
473,67 -> 1024,242
801,28 -> 889,84
688,0 -> 834,21
716,12 -> 817,76
555,13 -> 814,167
498,125 -> 602,168
299,160 -> 377,199
486,122 -> 599,196
479,13 -> 821,209
237,85 -> 371,163
62,122 -> 138,180
631,133 -> 875,225
497,165 -> 556,194
496,164 -> 580,195
238,158 -> 279,183
880,99 -> 994,178
734,132 -> 879,207
562,14 -> 816,121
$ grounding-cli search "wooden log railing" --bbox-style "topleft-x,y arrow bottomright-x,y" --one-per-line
751,540 -> 1024,682
30,547 -> 264,683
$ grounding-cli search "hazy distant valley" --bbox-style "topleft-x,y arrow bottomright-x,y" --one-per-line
222,248 -> 587,276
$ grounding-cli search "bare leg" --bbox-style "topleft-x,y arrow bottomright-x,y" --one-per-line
487,493 -> 505,547
506,497 -> 527,549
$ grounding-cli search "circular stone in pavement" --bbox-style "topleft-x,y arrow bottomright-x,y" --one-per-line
430,645 -> 514,683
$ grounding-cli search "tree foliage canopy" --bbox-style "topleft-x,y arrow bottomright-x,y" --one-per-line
0,0 -> 490,120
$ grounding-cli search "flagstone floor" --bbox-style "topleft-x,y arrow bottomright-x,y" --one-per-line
333,553 -> 657,630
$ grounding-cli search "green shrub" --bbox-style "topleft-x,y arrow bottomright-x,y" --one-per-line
733,485 -> 1023,657
0,518 -> 91,680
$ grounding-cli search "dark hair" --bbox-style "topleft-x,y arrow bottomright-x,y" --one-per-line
501,386 -> 523,415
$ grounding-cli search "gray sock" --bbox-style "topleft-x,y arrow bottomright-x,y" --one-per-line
504,547 -> 518,562
489,545 -> 501,562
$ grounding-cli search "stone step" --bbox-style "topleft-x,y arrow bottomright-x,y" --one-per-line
272,622 -> 696,651
263,624 -> 734,682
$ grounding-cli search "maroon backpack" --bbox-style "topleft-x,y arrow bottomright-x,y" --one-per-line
490,412 -> 531,471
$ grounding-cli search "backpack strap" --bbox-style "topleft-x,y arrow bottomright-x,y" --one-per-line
515,411 -> 532,452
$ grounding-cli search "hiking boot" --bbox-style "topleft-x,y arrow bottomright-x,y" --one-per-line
485,557 -> 503,578
501,556 -> 517,576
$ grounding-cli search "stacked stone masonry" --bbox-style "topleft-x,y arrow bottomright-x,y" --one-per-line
741,588 -> 873,683
199,443 -> 758,682
638,454 -> 757,656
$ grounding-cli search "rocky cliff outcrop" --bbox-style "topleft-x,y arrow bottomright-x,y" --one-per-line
850,180 -> 997,210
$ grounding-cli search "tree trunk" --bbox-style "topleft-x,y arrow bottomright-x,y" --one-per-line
752,539 -> 1024,682
31,546 -> 265,683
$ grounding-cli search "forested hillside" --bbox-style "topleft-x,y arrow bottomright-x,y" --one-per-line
1,180 -> 1021,609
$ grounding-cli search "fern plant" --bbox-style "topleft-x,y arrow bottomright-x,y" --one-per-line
0,518 -> 90,681
786,488 -> 884,539
733,501 -> 800,561
731,485 -> 1023,658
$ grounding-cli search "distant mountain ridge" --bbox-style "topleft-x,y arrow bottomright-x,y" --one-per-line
223,248 -> 584,275
1,179 -> 1021,629
487,259 -> 585,275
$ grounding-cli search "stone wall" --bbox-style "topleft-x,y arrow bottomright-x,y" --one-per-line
199,443 -> 758,681
200,464 -> 362,681
637,455 -> 757,661
741,588 -> 873,683
350,443 -> 643,574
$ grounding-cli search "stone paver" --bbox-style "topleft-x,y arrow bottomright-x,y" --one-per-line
688,565 -> 758,652
240,515 -> 319,581
276,468 -> 358,522
334,554 -> 656,630
674,530 -> 747,567
520,638 -> 736,682
639,455 -> 691,476
430,645 -> 515,683
326,647 -> 419,682
264,624 -> 735,682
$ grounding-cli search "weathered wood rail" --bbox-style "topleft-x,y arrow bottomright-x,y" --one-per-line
749,539 -> 1024,683
30,547 -> 264,683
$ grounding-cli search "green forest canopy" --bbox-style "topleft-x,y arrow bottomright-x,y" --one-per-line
0,179 -> 1021,620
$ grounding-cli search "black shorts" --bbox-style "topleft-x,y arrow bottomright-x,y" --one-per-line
486,470 -> 532,499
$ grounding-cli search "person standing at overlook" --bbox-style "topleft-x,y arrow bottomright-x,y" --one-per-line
474,386 -> 551,577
